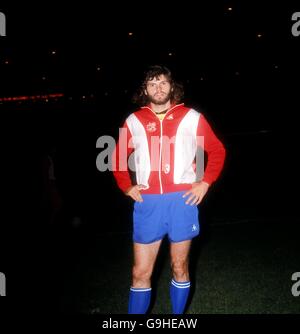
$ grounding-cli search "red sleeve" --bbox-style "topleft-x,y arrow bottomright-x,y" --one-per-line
112,121 -> 134,193
197,114 -> 226,185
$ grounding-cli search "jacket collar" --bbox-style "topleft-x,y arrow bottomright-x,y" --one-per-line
141,103 -> 184,117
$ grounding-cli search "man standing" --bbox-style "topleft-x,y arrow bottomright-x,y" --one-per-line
112,65 -> 226,314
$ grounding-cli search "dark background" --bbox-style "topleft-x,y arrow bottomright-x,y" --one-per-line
0,1 -> 299,318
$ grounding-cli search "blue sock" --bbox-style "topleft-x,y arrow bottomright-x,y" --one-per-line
128,287 -> 152,314
170,279 -> 191,314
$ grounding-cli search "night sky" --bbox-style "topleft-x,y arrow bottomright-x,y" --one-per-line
1,2 -> 299,130
0,1 -> 300,321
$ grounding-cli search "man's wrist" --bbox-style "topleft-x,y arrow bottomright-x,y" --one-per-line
201,181 -> 210,187
193,180 -> 210,187
124,185 -> 133,194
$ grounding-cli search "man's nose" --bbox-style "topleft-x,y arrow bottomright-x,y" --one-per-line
156,84 -> 163,92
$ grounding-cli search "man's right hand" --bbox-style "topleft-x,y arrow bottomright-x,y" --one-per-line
125,185 -> 143,202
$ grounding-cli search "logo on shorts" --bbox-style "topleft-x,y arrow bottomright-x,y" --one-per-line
192,224 -> 197,231
146,122 -> 157,132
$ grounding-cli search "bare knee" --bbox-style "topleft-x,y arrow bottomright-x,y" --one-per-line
132,265 -> 152,287
171,260 -> 189,282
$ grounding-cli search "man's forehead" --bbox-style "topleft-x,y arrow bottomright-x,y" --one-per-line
147,74 -> 168,83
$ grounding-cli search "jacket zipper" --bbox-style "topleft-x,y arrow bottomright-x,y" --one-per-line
143,104 -> 184,195
158,120 -> 163,194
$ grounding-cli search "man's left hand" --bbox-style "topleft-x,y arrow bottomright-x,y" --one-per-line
182,181 -> 210,205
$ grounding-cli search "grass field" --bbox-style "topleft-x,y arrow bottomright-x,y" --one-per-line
57,217 -> 300,314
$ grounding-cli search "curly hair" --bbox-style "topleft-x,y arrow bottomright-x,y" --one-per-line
132,65 -> 184,106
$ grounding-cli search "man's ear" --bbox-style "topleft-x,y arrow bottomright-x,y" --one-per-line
144,90 -> 148,96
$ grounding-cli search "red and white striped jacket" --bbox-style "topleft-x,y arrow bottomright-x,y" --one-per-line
112,103 -> 226,194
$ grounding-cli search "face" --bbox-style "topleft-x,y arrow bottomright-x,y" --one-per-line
145,74 -> 172,105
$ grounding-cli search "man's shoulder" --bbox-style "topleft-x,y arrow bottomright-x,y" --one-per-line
127,106 -> 147,117
124,108 -> 147,126
171,103 -> 198,113
178,105 -> 201,117
125,107 -> 152,123
183,105 -> 200,112
135,106 -> 151,114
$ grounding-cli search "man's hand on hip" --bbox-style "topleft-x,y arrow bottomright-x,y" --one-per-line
182,181 -> 210,205
125,185 -> 143,202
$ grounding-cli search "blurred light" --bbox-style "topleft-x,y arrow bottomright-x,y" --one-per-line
96,66 -> 101,71
257,33 -> 262,38
128,32 -> 133,36
4,60 -> 9,65
51,50 -> 56,55
42,76 -> 46,81
227,7 -> 233,11
168,52 -> 173,56
0,93 -> 64,103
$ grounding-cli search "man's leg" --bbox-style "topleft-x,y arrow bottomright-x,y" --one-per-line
170,240 -> 192,314
128,240 -> 162,314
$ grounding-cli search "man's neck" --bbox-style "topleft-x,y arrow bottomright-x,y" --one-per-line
150,101 -> 171,114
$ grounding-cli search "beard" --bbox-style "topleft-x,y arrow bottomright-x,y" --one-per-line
148,91 -> 172,105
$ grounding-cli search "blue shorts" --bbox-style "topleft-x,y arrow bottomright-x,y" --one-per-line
133,191 -> 200,244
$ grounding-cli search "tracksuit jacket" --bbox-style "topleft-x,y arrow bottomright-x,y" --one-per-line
112,103 -> 226,194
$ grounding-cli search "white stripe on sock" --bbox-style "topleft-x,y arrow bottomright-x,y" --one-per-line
130,287 -> 152,292
171,280 -> 190,288
171,279 -> 190,286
